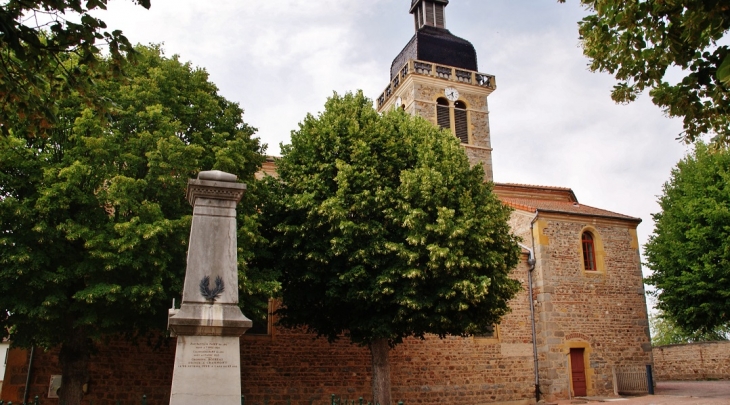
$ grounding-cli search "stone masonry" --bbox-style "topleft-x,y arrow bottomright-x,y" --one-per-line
497,184 -> 653,401
381,73 -> 495,181
3,258 -> 537,405
653,341 -> 730,381
2,184 -> 656,405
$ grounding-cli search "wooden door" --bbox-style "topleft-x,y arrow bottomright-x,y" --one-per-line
570,348 -> 587,397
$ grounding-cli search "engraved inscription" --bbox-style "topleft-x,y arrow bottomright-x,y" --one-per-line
178,341 -> 237,369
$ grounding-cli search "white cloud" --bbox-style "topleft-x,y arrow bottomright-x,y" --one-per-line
93,0 -> 690,276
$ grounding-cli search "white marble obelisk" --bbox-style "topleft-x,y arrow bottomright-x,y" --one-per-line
168,170 -> 251,405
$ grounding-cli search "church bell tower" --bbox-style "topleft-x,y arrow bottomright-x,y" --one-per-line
377,0 -> 496,181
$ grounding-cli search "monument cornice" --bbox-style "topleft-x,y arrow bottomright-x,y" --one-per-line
186,179 -> 246,206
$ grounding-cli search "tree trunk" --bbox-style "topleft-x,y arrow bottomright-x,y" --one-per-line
58,329 -> 91,405
369,338 -> 392,405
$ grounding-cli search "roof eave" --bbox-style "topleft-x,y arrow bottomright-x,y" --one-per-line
533,208 -> 642,225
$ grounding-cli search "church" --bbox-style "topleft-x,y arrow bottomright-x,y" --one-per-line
373,0 -> 653,401
2,1 -> 652,404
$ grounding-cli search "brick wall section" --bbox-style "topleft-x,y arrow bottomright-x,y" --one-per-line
5,261 -> 536,405
507,210 -> 534,246
13,339 -> 176,405
240,329 -> 373,404
241,258 -> 537,405
510,214 -> 652,401
387,259 -> 535,405
653,341 -> 730,381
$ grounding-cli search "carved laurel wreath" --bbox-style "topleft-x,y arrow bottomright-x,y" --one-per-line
199,275 -> 225,302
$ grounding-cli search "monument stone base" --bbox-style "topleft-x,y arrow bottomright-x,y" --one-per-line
169,335 -> 242,405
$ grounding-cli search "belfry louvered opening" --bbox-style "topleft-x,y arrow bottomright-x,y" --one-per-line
436,98 -> 450,130
454,100 -> 468,143
425,3 -> 435,27
435,98 -> 469,144
435,5 -> 445,27
413,1 -> 447,29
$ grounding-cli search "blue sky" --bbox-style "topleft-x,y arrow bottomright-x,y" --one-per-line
95,0 -> 691,275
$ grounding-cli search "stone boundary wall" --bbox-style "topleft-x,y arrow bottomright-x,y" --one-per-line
1,264 -> 536,405
653,341 -> 730,381
1,332 -> 537,405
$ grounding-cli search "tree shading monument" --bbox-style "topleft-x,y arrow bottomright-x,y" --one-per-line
0,45 -> 269,405
168,170 -> 252,405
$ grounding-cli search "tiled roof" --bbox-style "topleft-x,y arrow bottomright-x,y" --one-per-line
254,156 -> 279,180
500,197 -> 640,222
496,182 -> 573,192
494,183 -> 640,223
493,182 -> 578,203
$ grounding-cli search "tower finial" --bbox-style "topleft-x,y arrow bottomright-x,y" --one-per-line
410,0 -> 449,31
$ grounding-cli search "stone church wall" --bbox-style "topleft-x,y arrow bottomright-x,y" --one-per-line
530,216 -> 652,400
653,341 -> 730,381
3,261 -> 537,405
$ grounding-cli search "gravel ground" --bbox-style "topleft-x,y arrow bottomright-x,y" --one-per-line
656,381 -> 730,399
547,380 -> 730,405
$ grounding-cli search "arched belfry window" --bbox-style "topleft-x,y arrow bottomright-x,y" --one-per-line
582,231 -> 596,271
436,98 -> 450,130
435,98 -> 470,144
454,100 -> 469,143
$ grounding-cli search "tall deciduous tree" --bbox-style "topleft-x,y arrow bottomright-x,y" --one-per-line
0,0 -> 150,138
649,310 -> 729,347
271,92 -> 521,405
0,45 -> 272,405
644,142 -> 730,336
560,0 -> 730,145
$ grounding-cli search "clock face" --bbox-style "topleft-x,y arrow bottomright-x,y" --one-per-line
445,87 -> 459,101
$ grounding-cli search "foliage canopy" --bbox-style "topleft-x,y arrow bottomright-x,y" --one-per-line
561,0 -> 730,145
272,91 -> 522,346
644,142 -> 730,335
649,310 -> 729,346
0,0 -> 150,137
0,44 -> 272,403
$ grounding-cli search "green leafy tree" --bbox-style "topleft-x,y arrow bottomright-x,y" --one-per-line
270,92 -> 521,405
0,0 -> 150,138
650,310 -> 729,346
0,45 -> 272,405
560,0 -> 730,145
644,142 -> 730,336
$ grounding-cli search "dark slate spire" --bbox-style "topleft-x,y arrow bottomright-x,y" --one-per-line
390,0 -> 478,79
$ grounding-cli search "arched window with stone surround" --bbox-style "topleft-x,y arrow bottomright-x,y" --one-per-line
582,231 -> 596,271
